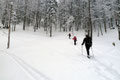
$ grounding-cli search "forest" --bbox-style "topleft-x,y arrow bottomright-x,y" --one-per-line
0,0 -> 120,39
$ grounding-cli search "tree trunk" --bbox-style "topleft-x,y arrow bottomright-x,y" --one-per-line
118,31 -> 120,40
36,12 -> 39,30
23,0 -> 28,30
7,3 -> 12,49
97,22 -> 99,37
88,0 -> 93,39
99,21 -> 103,35
118,24 -> 120,40
110,18 -> 113,28
14,23 -> 16,31
50,25 -> 52,37
93,20 -> 96,32
23,16 -> 26,30
103,13 -> 107,33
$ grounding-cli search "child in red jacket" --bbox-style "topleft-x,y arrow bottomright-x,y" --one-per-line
73,36 -> 77,45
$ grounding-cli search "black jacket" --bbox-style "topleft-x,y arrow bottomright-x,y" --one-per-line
82,36 -> 92,47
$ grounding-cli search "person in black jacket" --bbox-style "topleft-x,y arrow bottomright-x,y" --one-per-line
68,33 -> 71,39
82,35 -> 92,58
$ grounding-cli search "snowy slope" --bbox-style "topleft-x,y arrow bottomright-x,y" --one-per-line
0,25 -> 120,80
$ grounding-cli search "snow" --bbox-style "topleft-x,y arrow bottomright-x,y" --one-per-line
0,25 -> 120,80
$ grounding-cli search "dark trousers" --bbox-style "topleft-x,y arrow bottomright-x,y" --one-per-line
74,40 -> 77,45
85,45 -> 90,56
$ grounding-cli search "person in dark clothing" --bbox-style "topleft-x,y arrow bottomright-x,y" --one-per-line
68,33 -> 71,39
73,36 -> 77,45
81,35 -> 92,58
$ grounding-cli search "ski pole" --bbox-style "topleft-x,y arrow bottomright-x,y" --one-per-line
91,47 -> 94,57
81,45 -> 83,55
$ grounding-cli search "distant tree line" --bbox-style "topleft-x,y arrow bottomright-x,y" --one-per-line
0,0 -> 120,40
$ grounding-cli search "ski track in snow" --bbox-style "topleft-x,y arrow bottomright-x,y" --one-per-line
0,50 -> 51,80
91,58 -> 120,80
1,45 -> 120,80
90,48 -> 120,80
49,41 -> 90,64
44,41 -> 120,80
1,41 -> 120,80
1,28 -> 120,80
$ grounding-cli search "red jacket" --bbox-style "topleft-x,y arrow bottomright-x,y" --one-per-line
73,36 -> 77,41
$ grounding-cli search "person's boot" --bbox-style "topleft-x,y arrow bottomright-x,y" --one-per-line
87,55 -> 90,59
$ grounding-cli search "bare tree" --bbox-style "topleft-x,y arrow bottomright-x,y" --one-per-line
103,10 -> 107,33
7,2 -> 13,49
88,0 -> 93,39
23,0 -> 28,30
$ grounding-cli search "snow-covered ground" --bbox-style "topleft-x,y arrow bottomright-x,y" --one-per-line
0,24 -> 120,80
